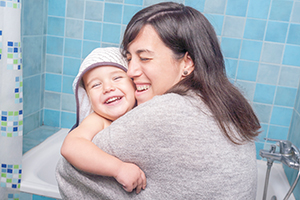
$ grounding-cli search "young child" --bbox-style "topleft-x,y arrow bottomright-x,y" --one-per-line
60,47 -> 146,194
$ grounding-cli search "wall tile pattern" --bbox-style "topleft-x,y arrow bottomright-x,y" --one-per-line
22,0 -> 300,198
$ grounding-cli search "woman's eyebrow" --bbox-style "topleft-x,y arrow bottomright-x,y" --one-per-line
136,49 -> 155,55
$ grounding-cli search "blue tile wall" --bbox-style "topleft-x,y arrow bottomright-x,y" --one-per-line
21,0 -> 300,198
22,0 -> 47,135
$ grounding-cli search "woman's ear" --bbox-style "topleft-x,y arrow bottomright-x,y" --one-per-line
181,52 -> 195,77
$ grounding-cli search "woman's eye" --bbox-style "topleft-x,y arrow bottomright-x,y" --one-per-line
140,57 -> 150,61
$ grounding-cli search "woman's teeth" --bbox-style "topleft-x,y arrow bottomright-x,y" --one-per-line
137,85 -> 150,92
105,97 -> 121,104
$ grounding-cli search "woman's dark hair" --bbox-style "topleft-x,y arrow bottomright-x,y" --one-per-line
122,2 -> 261,144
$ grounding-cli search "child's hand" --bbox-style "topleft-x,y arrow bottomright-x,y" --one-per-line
114,162 -> 147,194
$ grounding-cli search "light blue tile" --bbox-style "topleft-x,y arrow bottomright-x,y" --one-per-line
269,0 -> 293,22
101,43 -> 119,48
287,24 -> 300,45
256,64 -> 280,85
247,0 -> 271,19
253,103 -> 272,124
265,21 -> 288,43
222,16 -> 245,38
104,3 -> 123,23
46,36 -> 64,55
61,112 -> 76,129
261,43 -> 284,64
84,21 -> 102,41
224,58 -> 238,79
226,0 -> 248,17
64,38 -> 82,58
48,0 -> 66,17
274,86 -> 297,107
289,112 -> 300,148
47,17 -> 65,36
45,73 -> 62,92
283,45 -> 300,67
22,36 -> 43,77
291,2 -> 300,23
65,19 -> 83,39
144,0 -> 184,7
63,57 -> 81,76
185,0 -> 205,12
44,109 -> 60,127
205,14 -> 224,36
235,80 -> 256,101
240,40 -> 263,61
295,84 -> 300,113
23,75 -> 41,116
22,0 -> 45,35
46,55 -> 63,74
62,94 -> 76,112
243,19 -> 266,40
106,0 -> 122,2
257,123 -> 268,142
253,83 -> 276,104
23,112 -> 40,135
270,106 -> 293,127
66,0 -> 84,19
44,92 -> 61,110
267,125 -> 289,141
237,60 -> 258,81
204,0 -> 226,14
125,0 -> 143,5
62,76 -> 75,94
123,5 -> 142,25
82,41 -> 101,59
279,66 -> 300,88
255,142 -> 265,159
85,1 -> 103,21
221,37 -> 241,59
20,192 -> 32,200
102,23 -> 121,44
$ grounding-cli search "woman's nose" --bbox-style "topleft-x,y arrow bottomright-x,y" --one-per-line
127,59 -> 142,78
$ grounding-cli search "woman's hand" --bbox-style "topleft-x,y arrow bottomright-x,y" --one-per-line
114,162 -> 147,194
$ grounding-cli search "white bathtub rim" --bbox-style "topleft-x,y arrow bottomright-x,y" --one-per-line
256,159 -> 296,200
21,128 -> 69,199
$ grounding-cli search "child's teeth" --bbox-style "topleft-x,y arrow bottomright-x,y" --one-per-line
106,97 -> 120,104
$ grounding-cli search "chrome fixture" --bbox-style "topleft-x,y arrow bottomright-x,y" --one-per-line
259,138 -> 300,200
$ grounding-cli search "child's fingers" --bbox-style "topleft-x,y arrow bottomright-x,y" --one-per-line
141,171 -> 147,189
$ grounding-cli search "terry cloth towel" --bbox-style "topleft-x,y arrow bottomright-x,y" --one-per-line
72,47 -> 128,128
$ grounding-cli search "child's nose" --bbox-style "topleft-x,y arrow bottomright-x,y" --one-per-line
103,82 -> 115,94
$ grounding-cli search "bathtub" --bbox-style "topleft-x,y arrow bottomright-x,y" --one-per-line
21,128 -> 296,200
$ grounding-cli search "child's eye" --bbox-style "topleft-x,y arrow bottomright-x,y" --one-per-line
92,83 -> 101,88
114,76 -> 123,81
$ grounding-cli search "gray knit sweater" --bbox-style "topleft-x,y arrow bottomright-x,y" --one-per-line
56,92 -> 257,199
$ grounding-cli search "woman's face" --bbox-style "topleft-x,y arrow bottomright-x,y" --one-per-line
126,25 -> 187,105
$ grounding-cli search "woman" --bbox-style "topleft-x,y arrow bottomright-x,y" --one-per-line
56,2 -> 260,199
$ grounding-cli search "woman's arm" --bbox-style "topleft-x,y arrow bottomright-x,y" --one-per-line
60,112 -> 146,193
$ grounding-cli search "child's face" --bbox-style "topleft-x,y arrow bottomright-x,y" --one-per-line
83,66 -> 136,121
